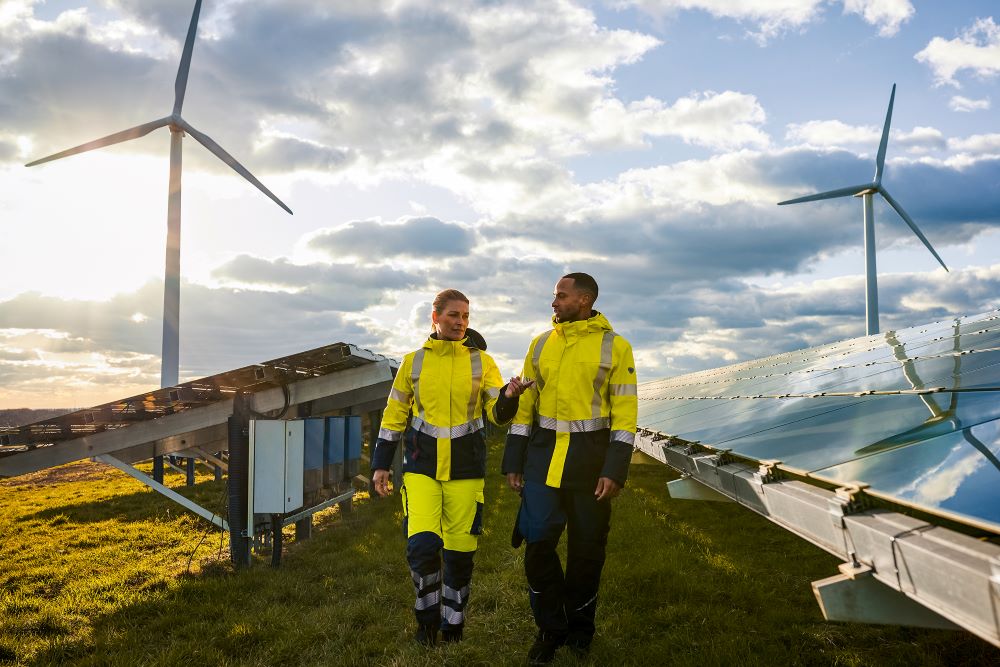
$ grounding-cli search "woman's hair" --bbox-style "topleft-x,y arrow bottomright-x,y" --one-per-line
432,289 -> 469,314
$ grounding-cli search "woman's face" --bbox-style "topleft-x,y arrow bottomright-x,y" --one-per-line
433,299 -> 470,341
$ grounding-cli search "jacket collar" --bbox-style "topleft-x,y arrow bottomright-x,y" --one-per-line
552,311 -> 612,341
423,332 -> 471,355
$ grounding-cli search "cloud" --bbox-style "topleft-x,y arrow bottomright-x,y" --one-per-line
786,120 -> 880,147
0,278 -> 383,407
210,254 -> 425,312
307,216 -> 478,261
842,0 -> 914,37
915,17 -> 1000,87
621,0 -> 912,42
527,147 -> 1000,243
0,136 -> 15,162
621,0 -> 824,41
784,121 -> 945,153
0,0 -> 773,222
619,90 -> 770,150
949,95 -> 991,112
948,133 -> 1000,156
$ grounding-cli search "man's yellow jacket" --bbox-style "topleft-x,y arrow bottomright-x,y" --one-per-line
502,312 -> 637,489
373,334 -> 517,480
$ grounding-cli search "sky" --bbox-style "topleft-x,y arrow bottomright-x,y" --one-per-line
1,0 -> 999,409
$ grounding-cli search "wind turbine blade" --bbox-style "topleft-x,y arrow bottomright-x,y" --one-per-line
878,186 -> 949,272
874,83 -> 896,185
777,183 -> 873,205
177,118 -> 293,215
173,0 -> 203,115
25,117 -> 172,167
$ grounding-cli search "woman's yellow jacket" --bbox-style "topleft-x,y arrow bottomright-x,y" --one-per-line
372,334 -> 517,480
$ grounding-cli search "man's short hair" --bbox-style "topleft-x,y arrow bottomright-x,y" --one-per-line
562,272 -> 598,302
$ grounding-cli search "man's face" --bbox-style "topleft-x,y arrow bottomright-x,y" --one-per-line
551,277 -> 590,323
433,299 -> 470,340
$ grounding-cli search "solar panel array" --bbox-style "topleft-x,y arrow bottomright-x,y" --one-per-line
637,309 -> 1000,534
0,342 -> 393,453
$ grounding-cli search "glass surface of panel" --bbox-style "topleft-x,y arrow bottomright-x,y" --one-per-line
809,420 -> 1000,531
647,396 -> 861,449
717,390 -> 1000,472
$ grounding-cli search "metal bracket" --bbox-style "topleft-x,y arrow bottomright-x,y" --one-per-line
754,459 -> 782,485
829,482 -> 870,528
837,554 -> 871,580
714,448 -> 734,465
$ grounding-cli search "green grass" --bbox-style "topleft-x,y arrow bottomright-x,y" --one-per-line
1,439 -> 997,666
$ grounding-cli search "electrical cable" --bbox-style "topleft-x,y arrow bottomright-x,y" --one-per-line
184,468 -> 230,575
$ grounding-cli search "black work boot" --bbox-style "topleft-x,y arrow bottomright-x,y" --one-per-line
414,623 -> 439,647
565,631 -> 592,657
527,631 -> 565,665
441,627 -> 464,643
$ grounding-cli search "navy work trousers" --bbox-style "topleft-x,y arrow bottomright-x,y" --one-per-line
518,480 -> 611,640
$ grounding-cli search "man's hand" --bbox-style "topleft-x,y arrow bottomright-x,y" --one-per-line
504,376 -> 535,398
506,472 -> 524,493
372,469 -> 392,497
594,476 -> 621,501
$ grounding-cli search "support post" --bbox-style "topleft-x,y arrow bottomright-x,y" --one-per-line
294,402 -> 314,540
185,456 -> 195,486
227,391 -> 252,568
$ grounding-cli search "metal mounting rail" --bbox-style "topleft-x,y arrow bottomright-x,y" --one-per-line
634,432 -> 1000,648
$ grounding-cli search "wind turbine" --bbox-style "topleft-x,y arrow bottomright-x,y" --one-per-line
25,0 -> 293,389
777,84 -> 947,336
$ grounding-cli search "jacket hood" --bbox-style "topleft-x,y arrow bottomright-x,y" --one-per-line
552,311 -> 613,339
424,330 -> 485,354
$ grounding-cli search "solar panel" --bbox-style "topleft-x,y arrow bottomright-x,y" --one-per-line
637,309 -> 1000,533
0,342 -> 396,476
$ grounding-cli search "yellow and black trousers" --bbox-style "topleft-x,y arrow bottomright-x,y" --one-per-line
401,472 -> 484,630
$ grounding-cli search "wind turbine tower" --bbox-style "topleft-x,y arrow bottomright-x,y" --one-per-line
25,0 -> 293,388
777,84 -> 947,335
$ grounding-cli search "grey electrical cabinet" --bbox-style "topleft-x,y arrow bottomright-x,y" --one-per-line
249,419 -> 304,514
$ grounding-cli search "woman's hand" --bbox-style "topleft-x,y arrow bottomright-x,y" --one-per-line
504,376 -> 535,398
372,469 -> 392,497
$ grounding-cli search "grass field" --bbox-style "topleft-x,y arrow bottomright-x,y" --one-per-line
1,437 -> 998,666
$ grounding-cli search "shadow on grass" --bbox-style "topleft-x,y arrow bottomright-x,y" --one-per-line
21,478 -> 228,525
25,493 -> 410,667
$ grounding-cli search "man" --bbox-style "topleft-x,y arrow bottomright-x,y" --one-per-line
502,272 -> 637,664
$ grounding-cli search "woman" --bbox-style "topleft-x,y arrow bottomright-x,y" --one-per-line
371,289 -> 532,646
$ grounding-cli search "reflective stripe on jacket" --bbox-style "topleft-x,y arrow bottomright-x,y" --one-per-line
372,334 -> 516,480
501,311 -> 637,489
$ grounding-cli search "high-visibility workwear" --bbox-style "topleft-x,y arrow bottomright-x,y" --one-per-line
520,480 -> 610,640
372,333 -> 517,479
502,311 -> 637,490
372,331 -> 518,634
503,310 -> 636,645
401,472 -> 483,631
